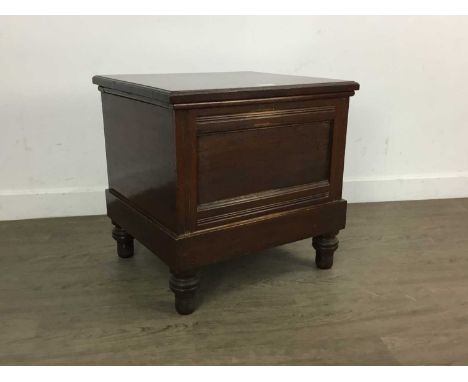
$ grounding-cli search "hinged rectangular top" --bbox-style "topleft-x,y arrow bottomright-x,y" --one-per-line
92,71 -> 359,105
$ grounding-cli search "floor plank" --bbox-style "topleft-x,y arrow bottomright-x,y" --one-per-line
1,198 -> 468,365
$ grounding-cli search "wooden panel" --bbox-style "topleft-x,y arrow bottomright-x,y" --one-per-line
179,200 -> 347,271
93,72 -> 359,105
196,106 -> 335,132
196,181 -> 330,227
328,97 -> 350,200
197,121 -> 332,204
101,93 -> 177,231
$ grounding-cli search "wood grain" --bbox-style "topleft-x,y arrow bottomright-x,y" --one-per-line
197,121 -> 331,204
92,71 -> 359,104
102,92 -> 177,231
1,198 -> 468,365
97,73 -> 357,313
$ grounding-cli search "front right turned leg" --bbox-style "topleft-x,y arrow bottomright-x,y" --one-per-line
313,232 -> 339,269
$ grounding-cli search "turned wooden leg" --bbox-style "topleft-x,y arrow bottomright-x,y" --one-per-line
112,224 -> 134,258
169,271 -> 200,315
313,232 -> 339,269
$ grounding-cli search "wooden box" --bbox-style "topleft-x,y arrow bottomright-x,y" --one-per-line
92,72 -> 359,314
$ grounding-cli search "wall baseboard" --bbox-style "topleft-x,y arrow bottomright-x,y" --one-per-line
0,187 -> 106,221
1,174 -> 467,221
343,173 -> 468,203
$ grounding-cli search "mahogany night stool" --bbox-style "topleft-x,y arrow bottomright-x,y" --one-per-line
92,71 -> 359,315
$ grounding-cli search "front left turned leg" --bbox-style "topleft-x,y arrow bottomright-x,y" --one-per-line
313,232 -> 339,269
169,271 -> 200,315
112,224 -> 134,258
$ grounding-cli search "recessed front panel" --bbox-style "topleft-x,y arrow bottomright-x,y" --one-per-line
191,102 -> 338,228
197,122 -> 332,204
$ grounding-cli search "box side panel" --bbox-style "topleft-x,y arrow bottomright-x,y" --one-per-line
101,92 -> 177,231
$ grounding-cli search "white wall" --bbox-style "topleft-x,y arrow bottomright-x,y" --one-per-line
1,16 -> 467,220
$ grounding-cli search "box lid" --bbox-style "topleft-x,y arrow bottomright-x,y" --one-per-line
92,71 -> 359,105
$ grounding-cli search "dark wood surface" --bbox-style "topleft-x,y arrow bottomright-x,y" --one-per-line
197,120 -> 331,204
2,199 -> 468,365
96,71 -> 358,313
93,71 -> 359,104
101,93 -> 178,231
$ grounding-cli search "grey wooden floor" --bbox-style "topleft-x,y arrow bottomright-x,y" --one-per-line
1,199 -> 468,365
